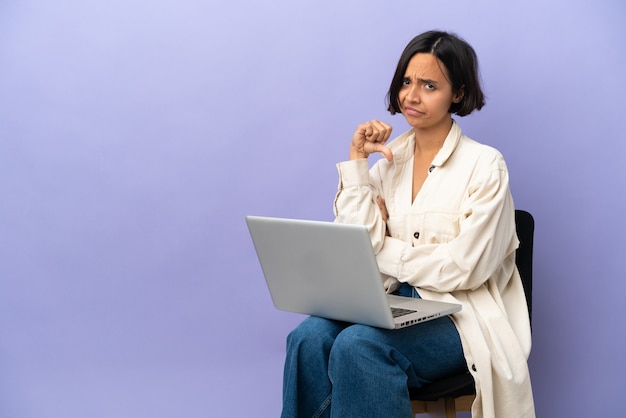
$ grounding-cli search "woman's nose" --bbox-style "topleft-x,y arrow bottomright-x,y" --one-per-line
405,85 -> 420,103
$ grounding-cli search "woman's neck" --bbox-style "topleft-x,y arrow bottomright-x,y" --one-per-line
412,118 -> 452,156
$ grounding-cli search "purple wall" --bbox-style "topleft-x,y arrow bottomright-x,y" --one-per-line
1,0 -> 625,416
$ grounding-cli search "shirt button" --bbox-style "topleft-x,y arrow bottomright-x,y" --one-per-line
428,165 -> 435,173
413,232 -> 420,239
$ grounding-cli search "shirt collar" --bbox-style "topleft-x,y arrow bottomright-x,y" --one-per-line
431,119 -> 462,168
390,119 -> 462,167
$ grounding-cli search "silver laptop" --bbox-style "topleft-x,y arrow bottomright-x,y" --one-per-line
245,216 -> 461,329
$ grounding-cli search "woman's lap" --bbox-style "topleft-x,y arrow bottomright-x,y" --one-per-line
282,314 -> 467,417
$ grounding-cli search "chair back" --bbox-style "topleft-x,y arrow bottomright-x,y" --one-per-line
514,210 -> 534,325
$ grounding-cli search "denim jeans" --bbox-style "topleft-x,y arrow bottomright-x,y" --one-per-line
281,284 -> 467,418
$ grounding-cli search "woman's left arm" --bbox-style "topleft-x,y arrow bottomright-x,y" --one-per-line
376,158 -> 518,293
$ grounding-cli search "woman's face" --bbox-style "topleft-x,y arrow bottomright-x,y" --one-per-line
398,53 -> 463,131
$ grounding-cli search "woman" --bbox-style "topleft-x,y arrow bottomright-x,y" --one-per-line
282,30 -> 535,418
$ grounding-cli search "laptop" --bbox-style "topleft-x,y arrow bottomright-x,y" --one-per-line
245,216 -> 461,329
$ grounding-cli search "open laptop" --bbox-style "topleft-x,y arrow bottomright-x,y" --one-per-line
245,216 -> 461,329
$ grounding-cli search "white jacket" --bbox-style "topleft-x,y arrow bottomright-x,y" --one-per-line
333,121 -> 535,417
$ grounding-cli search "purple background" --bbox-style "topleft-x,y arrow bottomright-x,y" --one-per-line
1,1 -> 625,417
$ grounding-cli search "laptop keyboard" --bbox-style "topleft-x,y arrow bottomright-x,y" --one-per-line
391,307 -> 418,318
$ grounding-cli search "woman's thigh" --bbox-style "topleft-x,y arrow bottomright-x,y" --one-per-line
288,314 -> 466,386
333,316 -> 467,384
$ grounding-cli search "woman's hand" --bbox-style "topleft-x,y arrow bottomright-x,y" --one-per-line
377,196 -> 389,222
377,196 -> 391,236
350,120 -> 393,161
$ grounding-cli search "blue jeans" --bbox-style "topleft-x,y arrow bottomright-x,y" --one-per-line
281,284 -> 467,418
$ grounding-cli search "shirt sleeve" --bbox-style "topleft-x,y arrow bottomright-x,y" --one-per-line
333,158 -> 388,253
376,155 -> 519,293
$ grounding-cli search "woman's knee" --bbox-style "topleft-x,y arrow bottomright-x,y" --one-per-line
328,325 -> 403,385
286,317 -> 345,353
329,325 -> 387,363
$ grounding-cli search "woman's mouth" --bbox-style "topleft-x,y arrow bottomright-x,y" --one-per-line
403,106 -> 424,117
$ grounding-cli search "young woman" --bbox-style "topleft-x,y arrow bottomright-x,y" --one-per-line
282,30 -> 535,418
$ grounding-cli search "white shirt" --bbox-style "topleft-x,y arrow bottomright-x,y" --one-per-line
333,120 -> 535,418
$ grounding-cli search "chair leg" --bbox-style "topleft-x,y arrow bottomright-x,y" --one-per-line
442,398 -> 456,418
411,397 -> 456,418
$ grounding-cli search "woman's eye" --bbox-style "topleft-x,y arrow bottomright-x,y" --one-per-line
402,78 -> 411,86
425,83 -> 436,90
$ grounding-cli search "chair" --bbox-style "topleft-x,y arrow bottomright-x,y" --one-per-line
409,209 -> 534,417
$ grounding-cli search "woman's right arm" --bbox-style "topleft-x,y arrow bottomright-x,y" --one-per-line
333,120 -> 394,252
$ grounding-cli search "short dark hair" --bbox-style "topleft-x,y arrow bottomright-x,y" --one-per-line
386,30 -> 485,117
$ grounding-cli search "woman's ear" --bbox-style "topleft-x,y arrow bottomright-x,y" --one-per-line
453,85 -> 465,103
